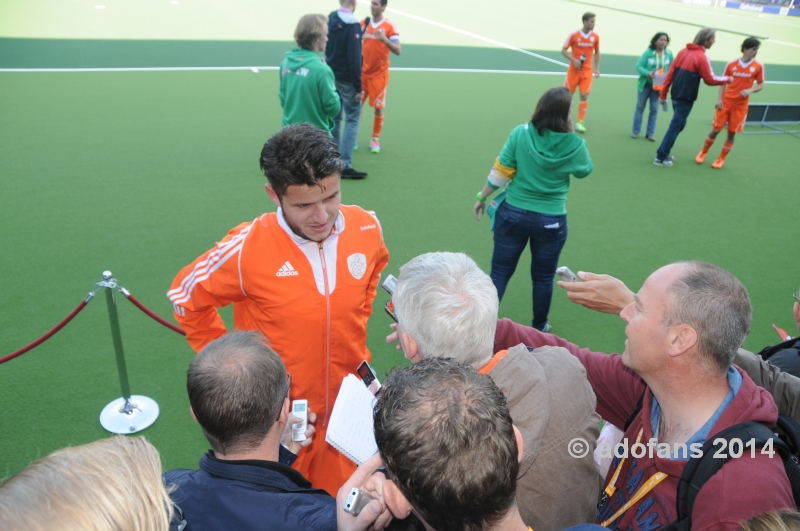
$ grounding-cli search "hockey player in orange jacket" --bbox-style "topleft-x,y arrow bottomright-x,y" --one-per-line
168,123 -> 389,495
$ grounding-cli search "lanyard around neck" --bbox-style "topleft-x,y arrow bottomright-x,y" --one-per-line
599,428 -> 669,527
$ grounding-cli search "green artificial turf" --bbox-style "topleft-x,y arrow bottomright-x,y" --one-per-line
3,39 -> 800,82
1,0 -> 799,480
1,67 -> 798,478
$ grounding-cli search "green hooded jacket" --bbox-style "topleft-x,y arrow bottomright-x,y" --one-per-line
499,123 -> 593,215
636,47 -> 674,93
279,48 -> 341,133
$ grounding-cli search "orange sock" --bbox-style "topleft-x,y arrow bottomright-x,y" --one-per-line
372,113 -> 384,140
719,141 -> 733,160
578,101 -> 588,122
701,136 -> 715,153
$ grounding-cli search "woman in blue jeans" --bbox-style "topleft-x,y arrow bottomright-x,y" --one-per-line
474,87 -> 594,332
632,32 -> 673,141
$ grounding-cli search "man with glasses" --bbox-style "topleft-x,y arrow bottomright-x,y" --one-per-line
165,331 -> 338,531
388,252 -> 600,531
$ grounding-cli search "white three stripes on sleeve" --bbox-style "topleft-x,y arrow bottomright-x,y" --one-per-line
167,224 -> 253,308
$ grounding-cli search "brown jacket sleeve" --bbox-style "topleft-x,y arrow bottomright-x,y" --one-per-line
735,348 -> 800,423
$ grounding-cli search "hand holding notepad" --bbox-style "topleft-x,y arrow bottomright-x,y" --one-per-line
326,374 -> 379,465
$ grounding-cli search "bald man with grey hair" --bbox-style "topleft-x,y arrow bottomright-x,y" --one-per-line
391,251 -> 601,531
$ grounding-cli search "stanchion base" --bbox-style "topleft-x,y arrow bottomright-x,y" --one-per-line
100,395 -> 159,434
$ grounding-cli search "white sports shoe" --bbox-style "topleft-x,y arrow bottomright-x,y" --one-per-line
653,158 -> 674,167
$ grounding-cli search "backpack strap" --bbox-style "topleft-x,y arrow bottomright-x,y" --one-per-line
775,414 -> 800,507
777,414 -> 800,454
758,337 -> 800,362
624,390 -> 646,431
671,422 -> 789,529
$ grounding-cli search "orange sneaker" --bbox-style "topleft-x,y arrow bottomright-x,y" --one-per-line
711,157 -> 725,169
695,151 -> 708,164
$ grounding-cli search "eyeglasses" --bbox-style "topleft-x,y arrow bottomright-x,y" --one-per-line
276,372 -> 292,422
794,289 -> 800,304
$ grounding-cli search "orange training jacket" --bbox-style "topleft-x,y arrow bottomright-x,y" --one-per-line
167,204 -> 389,495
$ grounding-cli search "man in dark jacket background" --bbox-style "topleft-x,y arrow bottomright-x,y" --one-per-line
654,27 -> 730,167
164,331 -> 336,531
327,0 -> 368,179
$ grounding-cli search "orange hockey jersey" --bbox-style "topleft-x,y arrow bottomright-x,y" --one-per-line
564,30 -> 600,72
167,204 -> 389,495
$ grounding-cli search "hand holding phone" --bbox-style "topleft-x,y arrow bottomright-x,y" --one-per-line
556,266 -> 581,283
557,271 -> 635,316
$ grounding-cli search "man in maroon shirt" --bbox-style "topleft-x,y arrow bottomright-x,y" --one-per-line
493,261 -> 793,530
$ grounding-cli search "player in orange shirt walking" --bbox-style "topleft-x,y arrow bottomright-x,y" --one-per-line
361,0 -> 401,154
696,37 -> 764,169
561,12 -> 601,133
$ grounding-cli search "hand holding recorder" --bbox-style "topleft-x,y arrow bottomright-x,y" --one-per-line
336,453 -> 393,531
280,402 -> 317,455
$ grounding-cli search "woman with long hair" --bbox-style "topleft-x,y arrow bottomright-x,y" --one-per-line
474,87 -> 593,332
632,32 -> 673,141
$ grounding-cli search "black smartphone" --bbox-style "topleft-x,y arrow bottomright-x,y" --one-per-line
357,360 -> 378,389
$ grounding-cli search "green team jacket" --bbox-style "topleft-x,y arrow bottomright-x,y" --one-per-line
279,48 -> 341,133
493,123 -> 593,216
635,48 -> 674,93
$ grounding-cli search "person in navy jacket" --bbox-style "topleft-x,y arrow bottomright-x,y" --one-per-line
164,331 -> 336,531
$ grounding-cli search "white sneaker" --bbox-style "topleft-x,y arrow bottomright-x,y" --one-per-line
666,155 -> 675,162
654,158 -> 674,167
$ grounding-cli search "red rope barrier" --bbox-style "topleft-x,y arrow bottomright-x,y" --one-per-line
124,293 -> 186,336
0,300 -> 89,365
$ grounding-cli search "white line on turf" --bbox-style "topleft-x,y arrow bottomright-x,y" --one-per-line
355,0 -> 569,69
0,66 -> 280,73
0,66 -> 797,84
770,40 -> 800,48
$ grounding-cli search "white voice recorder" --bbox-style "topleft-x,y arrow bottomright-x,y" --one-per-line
291,399 -> 308,442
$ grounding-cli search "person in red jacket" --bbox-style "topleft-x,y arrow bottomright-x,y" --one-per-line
167,123 -> 389,496
654,28 -> 731,167
494,262 -> 794,530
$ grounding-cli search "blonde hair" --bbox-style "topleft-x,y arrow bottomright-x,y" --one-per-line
0,436 -> 173,531
741,511 -> 800,531
693,27 -> 716,45
294,14 -> 328,50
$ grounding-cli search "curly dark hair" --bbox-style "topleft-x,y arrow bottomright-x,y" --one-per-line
259,123 -> 344,198
741,37 -> 761,52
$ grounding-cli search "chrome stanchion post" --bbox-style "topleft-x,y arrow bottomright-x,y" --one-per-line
103,272 -> 132,403
98,271 -> 159,434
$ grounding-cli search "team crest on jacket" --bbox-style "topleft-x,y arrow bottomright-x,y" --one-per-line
347,253 -> 367,280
